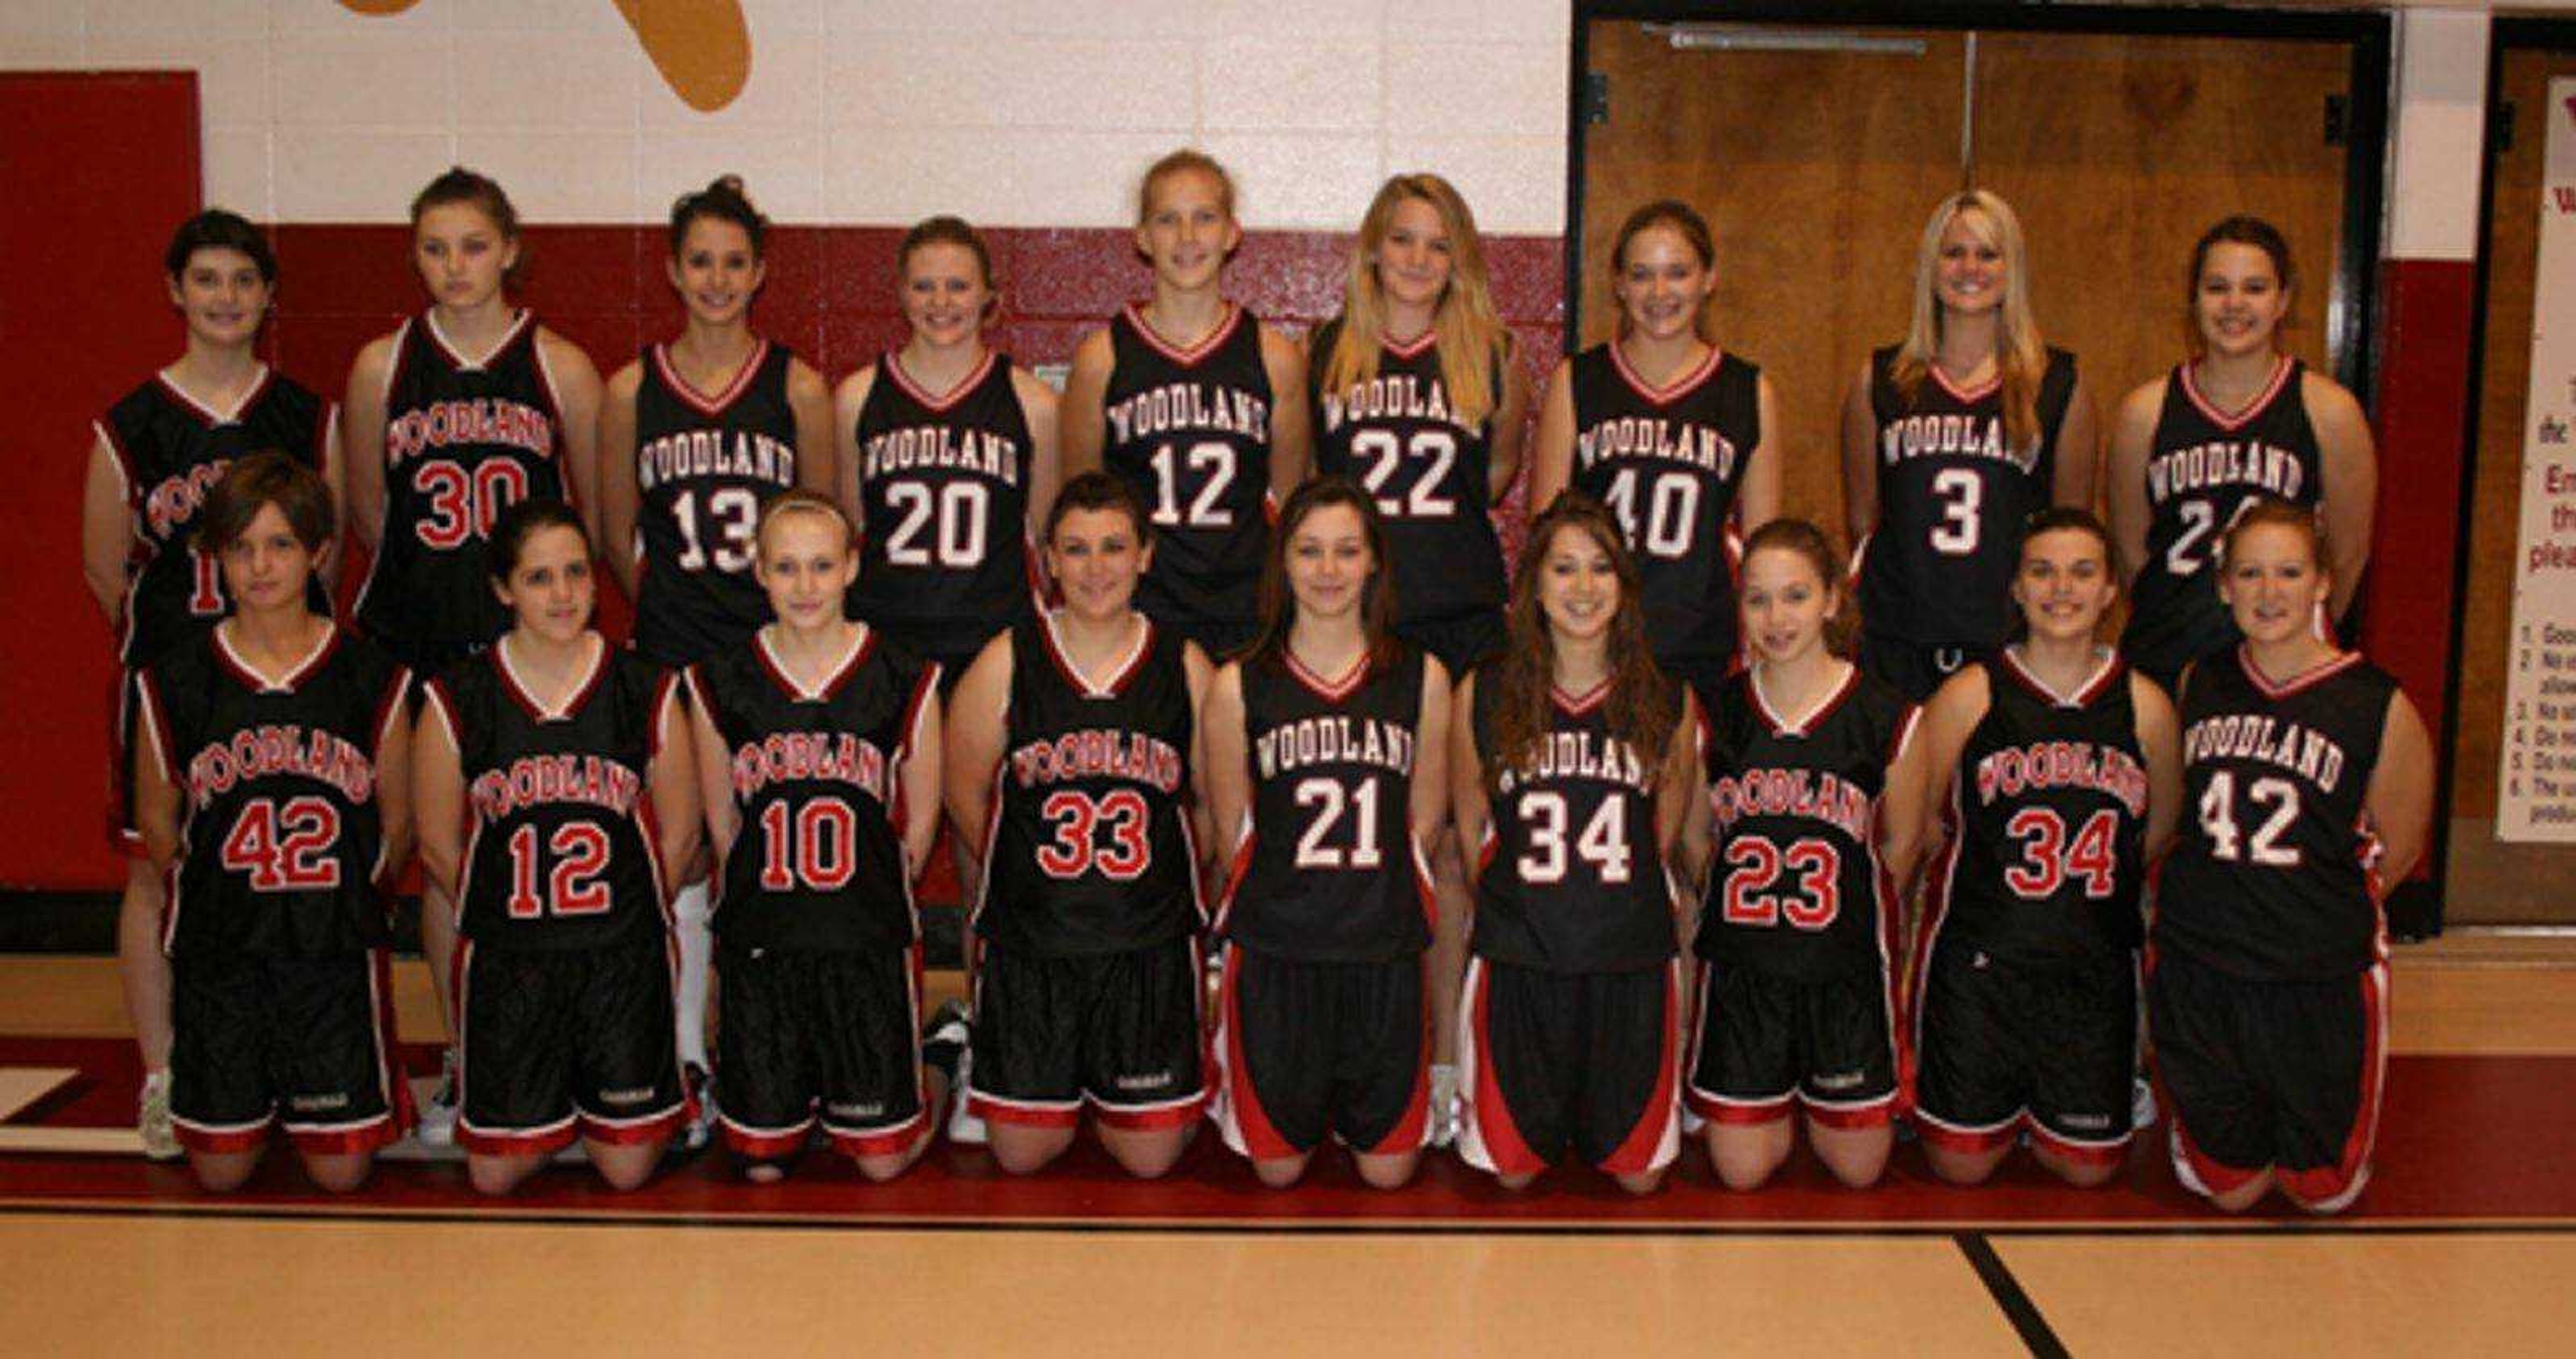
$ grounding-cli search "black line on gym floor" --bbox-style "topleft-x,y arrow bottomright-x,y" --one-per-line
1955,1231 -> 2068,1358
3,1198 -> 2575,1240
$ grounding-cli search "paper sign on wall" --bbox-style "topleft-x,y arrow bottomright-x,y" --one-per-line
2497,78 -> 2576,840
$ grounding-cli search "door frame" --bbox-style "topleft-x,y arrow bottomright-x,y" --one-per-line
1564,1 -> 2393,400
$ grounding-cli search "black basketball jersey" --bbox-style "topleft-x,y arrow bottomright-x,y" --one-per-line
1310,321 -> 1506,624
2155,646 -> 2398,981
631,339 -> 802,665
1099,304 -> 1274,650
96,368 -> 333,667
1216,643 -> 1432,962
1566,343 -> 1760,672
427,638 -> 674,953
1468,671 -> 1678,973
356,311 -> 568,670
846,350 -> 1038,649
690,624 -> 937,953
1925,651 -> 2150,967
977,613 -> 1199,957
1697,665 -> 1917,981
137,623 -> 405,959
2122,358 -> 2325,684
1858,346 -> 2078,649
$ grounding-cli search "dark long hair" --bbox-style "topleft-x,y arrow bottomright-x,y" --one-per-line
1244,477 -> 1399,677
1486,492 -> 1677,786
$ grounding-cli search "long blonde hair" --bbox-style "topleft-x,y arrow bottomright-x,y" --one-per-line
1320,174 -> 1509,428
1890,190 -> 2048,454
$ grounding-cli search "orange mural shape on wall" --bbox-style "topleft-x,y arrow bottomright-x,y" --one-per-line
339,0 -> 750,112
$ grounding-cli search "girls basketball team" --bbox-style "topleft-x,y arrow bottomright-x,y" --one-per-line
84,150 -> 2430,1216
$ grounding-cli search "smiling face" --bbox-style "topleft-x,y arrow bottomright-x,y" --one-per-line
2218,520 -> 2329,646
1285,502 -> 1375,624
900,240 -> 991,349
1739,545 -> 1837,667
2193,240 -> 2291,360
2012,527 -> 2116,644
1134,166 -> 1240,292
1375,195 -> 1454,318
1046,505 -> 1150,622
494,524 -> 595,644
413,201 -> 517,311
167,246 -> 272,351
1536,521 -> 1622,648
1933,210 -> 2006,319
667,215 -> 763,329
216,502 -> 315,614
1613,223 -> 1714,344
755,507 -> 857,634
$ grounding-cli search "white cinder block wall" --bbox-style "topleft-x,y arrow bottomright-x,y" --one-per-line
0,0 -> 1572,231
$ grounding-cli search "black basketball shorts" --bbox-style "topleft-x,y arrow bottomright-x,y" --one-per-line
1911,942 -> 2138,1168
1393,609 -> 1505,683
1210,943 -> 1429,1162
1857,629 -> 1983,706
1685,959 -> 1902,1128
453,932 -> 688,1156
170,948 -> 412,1156
716,942 -> 928,1160
1456,957 -> 1684,1179
2147,946 -> 2387,1211
966,936 -> 1208,1130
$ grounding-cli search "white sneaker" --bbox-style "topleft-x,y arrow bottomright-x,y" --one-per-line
1428,1063 -> 1460,1149
138,1069 -> 180,1161
674,1063 -> 716,1155
2132,1076 -> 2159,1131
944,1040 -> 988,1147
416,1048 -> 460,1148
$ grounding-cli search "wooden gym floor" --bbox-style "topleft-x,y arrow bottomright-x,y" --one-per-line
1,937 -> 2572,1356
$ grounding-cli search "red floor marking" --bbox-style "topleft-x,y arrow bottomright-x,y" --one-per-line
3,1038 -> 2571,1226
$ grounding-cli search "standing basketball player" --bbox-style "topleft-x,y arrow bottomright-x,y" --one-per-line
1528,201 -> 1781,696
943,472 -> 1214,1178
1062,150 -> 1311,659
1452,494 -> 1695,1194
1308,172 -> 1525,1146
1203,480 -> 1450,1189
1841,190 -> 2099,702
598,175 -> 834,1129
80,210 -> 341,1158
345,168 -> 604,1133
1685,520 -> 1929,1191
131,454 -> 409,1192
2149,501 -> 2430,1214
1909,508 -> 2182,1187
686,493 -> 947,1182
842,215 -> 1060,686
414,501 -> 700,1195
2108,217 -> 2377,693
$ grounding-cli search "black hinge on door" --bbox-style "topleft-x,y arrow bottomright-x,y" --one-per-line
2496,99 -> 2518,154
1582,72 -> 1609,126
2324,93 -> 2349,147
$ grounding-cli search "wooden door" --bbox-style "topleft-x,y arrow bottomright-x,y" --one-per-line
2445,45 -> 2576,924
1577,21 -> 2357,543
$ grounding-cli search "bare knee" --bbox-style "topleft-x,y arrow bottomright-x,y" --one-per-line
1925,1143 -> 2007,1187
1808,1124 -> 1892,1189
1706,1124 -> 1791,1191
1102,1128 -> 1191,1180
300,1152 -> 374,1195
2033,1146 -> 2123,1189
588,1141 -> 665,1193
1613,1169 -> 1666,1196
2202,1170 -> 2275,1214
468,1154 -> 541,1197
853,1148 -> 923,1183
1252,1155 -> 1310,1190
187,1150 -> 260,1194
1492,1168 -> 1541,1191
1354,1152 -> 1419,1191
989,1127 -> 1074,1176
